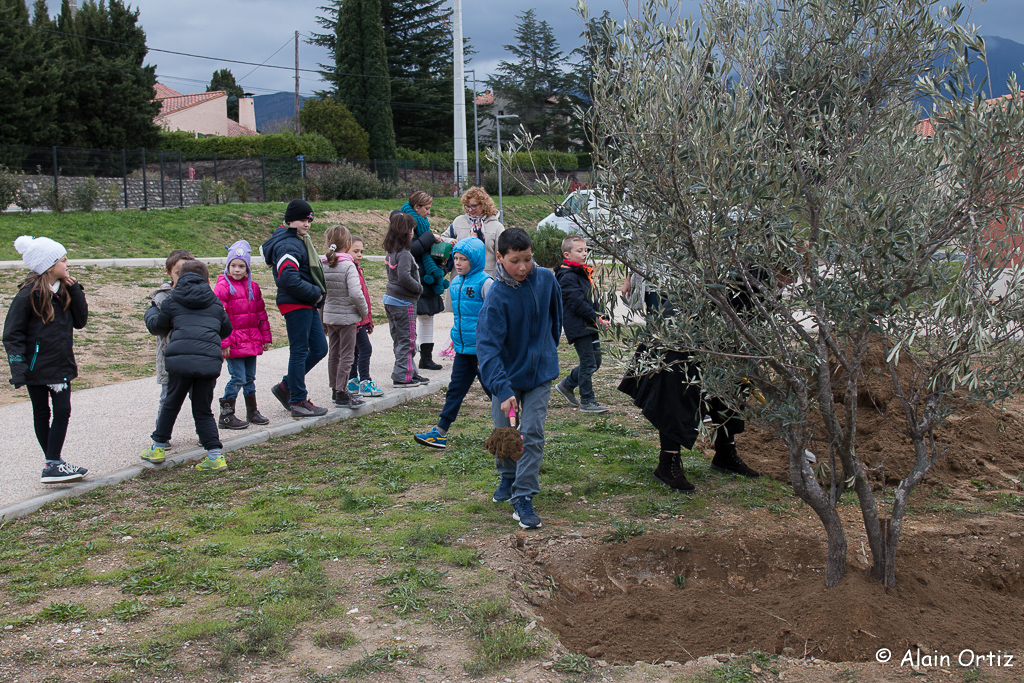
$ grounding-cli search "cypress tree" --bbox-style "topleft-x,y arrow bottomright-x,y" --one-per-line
314,0 -> 396,168
208,68 -> 244,122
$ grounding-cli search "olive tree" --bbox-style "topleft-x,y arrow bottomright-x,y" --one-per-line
527,0 -> 1024,588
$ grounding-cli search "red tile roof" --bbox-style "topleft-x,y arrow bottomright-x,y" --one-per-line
227,120 -> 258,137
915,91 -> 1024,138
156,90 -> 226,119
153,82 -> 183,99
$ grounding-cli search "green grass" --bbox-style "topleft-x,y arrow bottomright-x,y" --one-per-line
0,196 -> 557,260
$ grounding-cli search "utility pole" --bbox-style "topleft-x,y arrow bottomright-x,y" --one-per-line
466,69 -> 480,186
294,31 -> 301,135
452,0 -> 468,192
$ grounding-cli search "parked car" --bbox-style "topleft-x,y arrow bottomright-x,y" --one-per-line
536,189 -> 611,234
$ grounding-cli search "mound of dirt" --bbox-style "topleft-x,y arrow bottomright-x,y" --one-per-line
529,518 -> 1024,664
734,342 -> 1024,493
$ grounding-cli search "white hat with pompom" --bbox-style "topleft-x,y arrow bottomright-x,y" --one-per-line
14,235 -> 67,275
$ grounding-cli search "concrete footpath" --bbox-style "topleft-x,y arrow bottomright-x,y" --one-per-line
0,304 -> 455,521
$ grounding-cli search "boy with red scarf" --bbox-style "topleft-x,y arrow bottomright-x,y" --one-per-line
554,235 -> 611,413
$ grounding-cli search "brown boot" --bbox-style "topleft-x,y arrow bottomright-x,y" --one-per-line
219,399 -> 249,430
653,450 -> 695,492
711,440 -> 760,478
244,394 -> 269,425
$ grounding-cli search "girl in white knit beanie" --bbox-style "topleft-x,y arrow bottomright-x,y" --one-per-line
2,235 -> 90,483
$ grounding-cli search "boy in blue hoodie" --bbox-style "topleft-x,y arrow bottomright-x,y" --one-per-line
413,237 -> 494,448
261,199 -> 329,418
477,228 -> 562,529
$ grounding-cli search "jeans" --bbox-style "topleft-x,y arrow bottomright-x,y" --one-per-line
281,307 -> 328,403
152,374 -> 221,451
562,336 -> 602,403
222,356 -> 257,400
349,326 -> 372,381
437,353 -> 489,431
491,381 -> 551,501
27,384 -> 72,462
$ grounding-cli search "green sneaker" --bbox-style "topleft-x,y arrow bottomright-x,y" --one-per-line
195,455 -> 227,472
140,445 -> 165,464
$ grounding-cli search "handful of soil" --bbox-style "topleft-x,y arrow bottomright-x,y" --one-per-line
485,408 -> 523,462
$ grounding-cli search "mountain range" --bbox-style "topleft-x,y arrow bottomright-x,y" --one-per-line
969,35 -> 1024,98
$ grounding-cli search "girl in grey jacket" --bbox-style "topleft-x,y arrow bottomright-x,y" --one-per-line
322,225 -> 369,408
382,213 -> 425,387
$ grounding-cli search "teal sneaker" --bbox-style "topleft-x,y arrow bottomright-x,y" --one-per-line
195,455 -> 227,472
141,445 -> 165,464
360,379 -> 384,397
413,426 -> 447,449
347,378 -> 360,393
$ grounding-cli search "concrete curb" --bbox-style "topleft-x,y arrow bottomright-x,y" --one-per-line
0,255 -> 387,270
0,380 -> 442,522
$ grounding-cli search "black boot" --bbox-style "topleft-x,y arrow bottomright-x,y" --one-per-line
244,394 -> 269,425
418,343 -> 442,370
711,436 -> 760,478
653,451 -> 695,492
333,389 -> 366,408
218,399 -> 249,430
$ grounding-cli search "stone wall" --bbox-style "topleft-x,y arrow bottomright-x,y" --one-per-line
16,175 -> 205,211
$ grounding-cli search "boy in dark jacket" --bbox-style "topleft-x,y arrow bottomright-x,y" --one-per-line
262,199 -> 329,418
554,235 -> 611,413
141,261 -> 232,472
477,228 -> 562,529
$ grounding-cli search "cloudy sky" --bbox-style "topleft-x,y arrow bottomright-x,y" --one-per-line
80,0 -> 1024,97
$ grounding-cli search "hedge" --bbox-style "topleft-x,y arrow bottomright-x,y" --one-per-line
156,131 -> 337,160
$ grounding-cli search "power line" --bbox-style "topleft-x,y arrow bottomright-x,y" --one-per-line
0,19 -> 460,84
0,47 -> 459,111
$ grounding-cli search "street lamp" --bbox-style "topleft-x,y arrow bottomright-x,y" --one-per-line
495,113 -> 518,221
466,69 -> 481,186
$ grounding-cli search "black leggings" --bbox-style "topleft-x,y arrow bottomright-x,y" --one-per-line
660,426 -> 734,453
27,384 -> 72,462
348,326 -> 372,381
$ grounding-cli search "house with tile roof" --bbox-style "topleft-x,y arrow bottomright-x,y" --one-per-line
916,92 -> 1024,277
153,83 -> 258,137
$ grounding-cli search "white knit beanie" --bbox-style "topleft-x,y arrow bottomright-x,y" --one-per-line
14,235 -> 67,275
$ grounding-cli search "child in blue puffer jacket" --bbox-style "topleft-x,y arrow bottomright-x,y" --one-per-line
413,237 -> 493,449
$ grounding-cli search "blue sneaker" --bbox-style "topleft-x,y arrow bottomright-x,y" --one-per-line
414,426 -> 447,449
360,379 -> 384,397
347,378 -> 360,393
511,496 -> 541,529
492,476 -> 515,503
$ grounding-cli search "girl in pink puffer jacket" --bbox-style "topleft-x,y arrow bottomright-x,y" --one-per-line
214,239 -> 272,429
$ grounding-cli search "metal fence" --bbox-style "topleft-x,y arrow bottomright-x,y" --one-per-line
0,144 -> 593,212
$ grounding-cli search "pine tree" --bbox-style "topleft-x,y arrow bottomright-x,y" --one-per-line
0,0 -> 61,148
208,68 -> 244,122
312,0 -> 396,168
55,0 -> 160,150
570,10 -> 620,153
487,9 -> 574,150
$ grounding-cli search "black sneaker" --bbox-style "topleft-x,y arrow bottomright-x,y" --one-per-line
393,379 -> 420,388
412,374 -> 430,385
41,461 -> 88,484
270,381 -> 290,410
290,399 -> 328,418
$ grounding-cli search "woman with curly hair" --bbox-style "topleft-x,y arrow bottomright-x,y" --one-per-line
442,186 -> 505,276
399,190 -> 449,370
